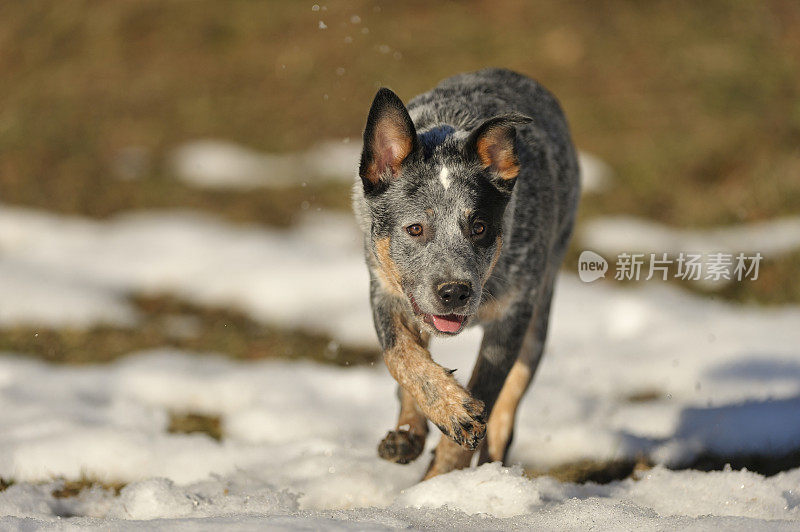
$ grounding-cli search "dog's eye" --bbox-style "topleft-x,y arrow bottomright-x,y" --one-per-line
406,224 -> 423,237
471,221 -> 486,236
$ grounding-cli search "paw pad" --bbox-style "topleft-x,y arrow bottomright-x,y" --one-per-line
378,429 -> 426,464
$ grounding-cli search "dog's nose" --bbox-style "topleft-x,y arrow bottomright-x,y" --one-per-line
436,282 -> 472,309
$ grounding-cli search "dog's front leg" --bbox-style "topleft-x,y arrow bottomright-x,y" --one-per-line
372,297 -> 487,455
425,301 -> 534,479
384,318 -> 487,450
378,386 -> 429,464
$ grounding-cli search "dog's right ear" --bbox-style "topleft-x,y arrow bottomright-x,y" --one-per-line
359,88 -> 418,194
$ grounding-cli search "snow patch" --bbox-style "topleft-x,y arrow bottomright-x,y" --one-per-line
2,204 -> 800,527
170,138 -> 610,195
582,215 -> 800,258
396,463 -> 539,518
170,140 -> 360,189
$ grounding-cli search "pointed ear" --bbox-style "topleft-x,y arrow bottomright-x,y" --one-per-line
464,113 -> 532,185
359,88 -> 418,194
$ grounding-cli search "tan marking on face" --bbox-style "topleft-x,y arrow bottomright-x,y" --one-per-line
482,236 -> 503,285
477,136 -> 520,180
485,360 -> 532,462
374,237 -> 403,296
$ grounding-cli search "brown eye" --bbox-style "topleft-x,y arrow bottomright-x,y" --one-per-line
407,224 -> 423,237
472,221 -> 486,236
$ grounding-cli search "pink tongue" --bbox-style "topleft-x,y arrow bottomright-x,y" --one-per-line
431,314 -> 464,333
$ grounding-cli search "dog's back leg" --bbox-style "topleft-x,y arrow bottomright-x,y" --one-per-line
479,359 -> 532,465
423,432 -> 476,479
378,386 -> 429,464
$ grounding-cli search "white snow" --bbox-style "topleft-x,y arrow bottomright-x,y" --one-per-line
577,151 -> 613,193
170,140 -> 361,190
0,205 -> 372,346
581,215 -> 800,258
2,203 -> 800,528
397,463 -> 541,518
0,259 -> 137,329
169,139 -> 611,193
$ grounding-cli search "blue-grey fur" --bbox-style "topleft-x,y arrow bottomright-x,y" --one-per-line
353,68 -> 580,475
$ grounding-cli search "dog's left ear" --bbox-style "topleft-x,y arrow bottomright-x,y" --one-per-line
359,88 -> 418,194
465,113 -> 532,188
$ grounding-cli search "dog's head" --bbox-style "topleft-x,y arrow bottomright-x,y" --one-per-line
357,88 -> 530,336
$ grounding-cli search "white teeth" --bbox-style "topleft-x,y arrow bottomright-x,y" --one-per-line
438,166 -> 451,190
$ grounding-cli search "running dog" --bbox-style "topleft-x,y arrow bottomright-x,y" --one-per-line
352,68 -> 580,479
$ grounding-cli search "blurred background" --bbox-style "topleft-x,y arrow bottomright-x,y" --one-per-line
1,1 -> 799,401
2,1 -> 800,502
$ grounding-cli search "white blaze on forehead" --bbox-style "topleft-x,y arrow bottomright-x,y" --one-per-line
439,166 -> 452,190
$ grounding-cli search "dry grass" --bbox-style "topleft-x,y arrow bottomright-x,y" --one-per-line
1,1 -> 798,227
1,1 -> 798,303
167,412 -> 223,442
51,477 -> 126,499
624,389 -> 664,403
1,1 -> 798,304
526,447 -> 800,484
526,457 -> 652,484
0,294 -> 379,366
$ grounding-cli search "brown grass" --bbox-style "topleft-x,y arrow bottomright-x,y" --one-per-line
167,412 -> 223,441
51,477 -> 126,499
526,447 -> 800,484
526,457 -> 653,484
0,293 -> 379,366
1,2 -> 798,304
1,1 -> 798,226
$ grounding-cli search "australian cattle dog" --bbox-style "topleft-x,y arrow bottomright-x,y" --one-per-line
352,68 -> 580,479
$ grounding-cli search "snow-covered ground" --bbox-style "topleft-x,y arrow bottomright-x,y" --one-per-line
3,349 -> 800,529
582,215 -> 800,258
2,203 -> 800,528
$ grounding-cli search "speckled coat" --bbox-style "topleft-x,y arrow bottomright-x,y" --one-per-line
352,68 -> 580,478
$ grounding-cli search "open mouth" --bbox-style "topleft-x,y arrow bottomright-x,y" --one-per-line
409,295 -> 467,334
428,313 -> 466,333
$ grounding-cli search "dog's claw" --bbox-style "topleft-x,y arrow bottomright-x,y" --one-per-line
438,397 -> 486,450
378,429 -> 426,464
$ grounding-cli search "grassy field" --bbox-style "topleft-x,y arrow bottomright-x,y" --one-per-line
1,0 -> 799,366
2,1 -> 797,227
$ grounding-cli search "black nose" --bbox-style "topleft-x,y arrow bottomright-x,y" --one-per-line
436,282 -> 473,309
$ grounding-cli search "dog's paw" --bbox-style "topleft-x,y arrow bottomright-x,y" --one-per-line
434,396 -> 486,450
378,429 -> 426,464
